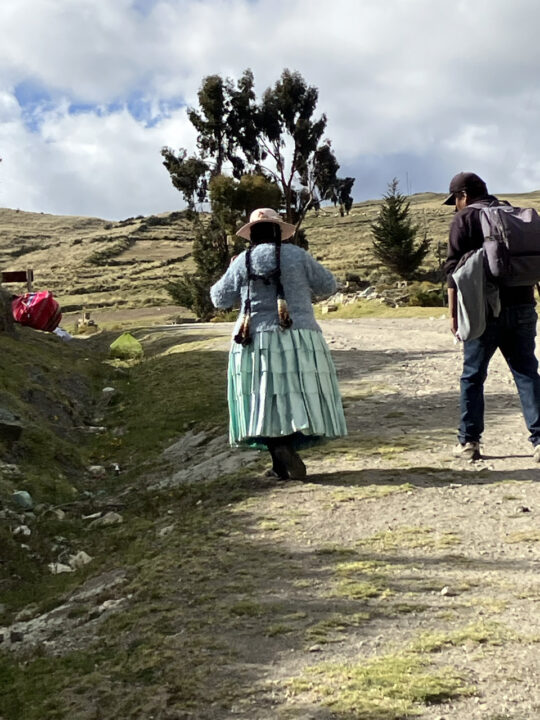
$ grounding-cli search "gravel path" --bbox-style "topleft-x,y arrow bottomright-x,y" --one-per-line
207,317 -> 540,719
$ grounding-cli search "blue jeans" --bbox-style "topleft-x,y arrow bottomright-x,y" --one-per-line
459,304 -> 540,446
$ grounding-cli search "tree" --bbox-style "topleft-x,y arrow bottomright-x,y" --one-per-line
162,68 -> 354,318
371,179 -> 429,279
162,68 -> 354,236
166,217 -> 229,320
258,70 -> 342,228
160,148 -> 208,212
166,172 -> 283,318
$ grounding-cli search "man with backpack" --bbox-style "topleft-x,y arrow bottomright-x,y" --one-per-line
444,171 -> 540,461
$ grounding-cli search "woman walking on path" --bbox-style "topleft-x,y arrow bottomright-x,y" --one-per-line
210,208 -> 347,480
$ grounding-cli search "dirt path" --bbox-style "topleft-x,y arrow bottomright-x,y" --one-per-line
6,316 -> 538,720
187,317 -> 540,719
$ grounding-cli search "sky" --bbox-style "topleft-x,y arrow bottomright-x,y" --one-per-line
2,0 -> 540,220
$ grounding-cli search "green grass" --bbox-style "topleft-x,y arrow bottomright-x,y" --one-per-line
288,651 -> 474,718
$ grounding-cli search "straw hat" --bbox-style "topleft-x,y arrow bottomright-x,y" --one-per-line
236,208 -> 296,240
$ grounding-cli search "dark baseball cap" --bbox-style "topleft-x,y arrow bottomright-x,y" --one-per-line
443,172 -> 488,205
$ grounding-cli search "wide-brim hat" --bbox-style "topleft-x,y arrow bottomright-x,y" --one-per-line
236,208 -> 296,240
443,172 -> 488,205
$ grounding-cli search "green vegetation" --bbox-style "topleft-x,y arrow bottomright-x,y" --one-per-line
288,650 -> 474,718
371,178 -> 430,279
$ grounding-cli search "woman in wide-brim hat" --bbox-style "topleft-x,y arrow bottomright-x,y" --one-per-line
210,208 -> 347,480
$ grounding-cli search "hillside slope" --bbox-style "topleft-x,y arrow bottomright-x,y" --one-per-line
2,190 -> 540,317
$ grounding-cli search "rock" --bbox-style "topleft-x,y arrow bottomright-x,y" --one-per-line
12,525 -> 31,537
51,508 -> 66,520
88,465 -> 107,477
157,524 -> 176,538
15,604 -> 39,622
308,644 -> 323,652
322,305 -> 338,314
68,551 -> 93,569
440,586 -> 456,596
10,630 -> 24,643
82,512 -> 102,521
0,463 -> 22,480
89,512 -> 123,528
48,562 -> 74,574
11,491 -> 33,510
0,408 -> 23,442
102,387 -> 116,395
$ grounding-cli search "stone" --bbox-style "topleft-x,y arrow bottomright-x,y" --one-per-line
88,465 -> 107,477
82,512 -> 102,521
0,463 -> 22,479
15,604 -> 39,622
11,490 -> 33,510
157,524 -> 176,538
89,511 -> 123,528
10,630 -> 24,643
85,427 -> 107,434
68,551 -> 93,569
13,525 -> 31,537
440,586 -> 456,596
48,562 -> 74,574
0,408 -> 23,442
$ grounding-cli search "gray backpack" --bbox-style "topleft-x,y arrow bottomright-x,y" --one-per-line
471,202 -> 540,286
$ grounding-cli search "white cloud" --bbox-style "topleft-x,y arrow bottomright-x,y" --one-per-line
0,99 -> 197,219
2,0 -> 540,217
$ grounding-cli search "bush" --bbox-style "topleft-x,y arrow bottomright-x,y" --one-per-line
408,282 -> 445,307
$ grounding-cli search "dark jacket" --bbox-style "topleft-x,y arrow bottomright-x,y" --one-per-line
444,195 -> 534,306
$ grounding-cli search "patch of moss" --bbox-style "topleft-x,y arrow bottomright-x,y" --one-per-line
358,526 -> 461,552
287,651 -> 474,717
410,621 -> 512,653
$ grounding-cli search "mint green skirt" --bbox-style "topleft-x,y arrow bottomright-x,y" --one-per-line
227,328 -> 347,448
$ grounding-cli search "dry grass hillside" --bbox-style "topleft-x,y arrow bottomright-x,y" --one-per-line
0,209 -> 196,315
2,189 -> 540,319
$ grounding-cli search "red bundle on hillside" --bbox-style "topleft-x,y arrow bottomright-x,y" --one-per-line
12,291 -> 62,332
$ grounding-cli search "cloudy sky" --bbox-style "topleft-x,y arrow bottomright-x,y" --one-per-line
1,0 -> 540,220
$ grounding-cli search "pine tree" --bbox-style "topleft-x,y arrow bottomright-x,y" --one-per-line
371,178 -> 429,279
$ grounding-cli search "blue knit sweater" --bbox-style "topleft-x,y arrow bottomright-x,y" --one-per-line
210,243 -> 337,335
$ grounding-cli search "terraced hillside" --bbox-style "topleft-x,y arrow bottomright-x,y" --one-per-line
0,210 -> 196,313
2,190 -> 540,315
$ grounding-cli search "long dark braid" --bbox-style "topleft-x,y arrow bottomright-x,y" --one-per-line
274,237 -> 292,329
233,222 -> 292,346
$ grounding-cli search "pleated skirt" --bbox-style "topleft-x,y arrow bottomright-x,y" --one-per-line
227,328 -> 347,448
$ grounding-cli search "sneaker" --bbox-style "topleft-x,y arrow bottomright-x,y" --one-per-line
533,446 -> 540,463
453,441 -> 481,461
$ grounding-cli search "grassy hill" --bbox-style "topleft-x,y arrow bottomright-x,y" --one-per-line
2,189 -> 540,322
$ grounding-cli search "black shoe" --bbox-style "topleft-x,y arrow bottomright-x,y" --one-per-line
274,444 -> 307,479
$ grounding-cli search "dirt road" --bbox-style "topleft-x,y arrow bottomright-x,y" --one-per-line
188,316 -> 540,719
